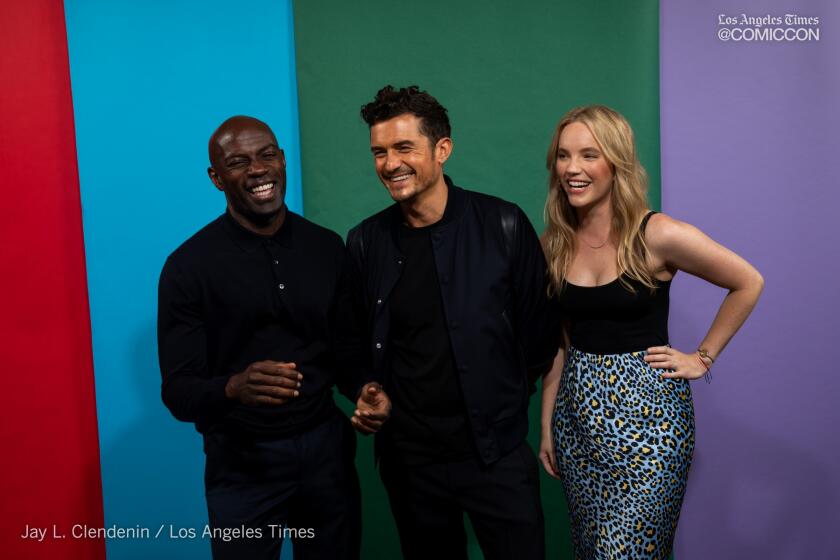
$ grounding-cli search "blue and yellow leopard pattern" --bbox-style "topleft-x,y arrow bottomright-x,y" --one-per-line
554,347 -> 695,560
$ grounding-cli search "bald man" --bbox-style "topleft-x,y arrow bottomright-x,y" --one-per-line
158,116 -> 389,559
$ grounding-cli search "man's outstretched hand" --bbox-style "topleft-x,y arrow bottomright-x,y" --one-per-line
352,382 -> 391,435
225,361 -> 302,406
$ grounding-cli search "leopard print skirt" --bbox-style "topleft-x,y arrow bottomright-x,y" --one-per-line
553,347 -> 695,559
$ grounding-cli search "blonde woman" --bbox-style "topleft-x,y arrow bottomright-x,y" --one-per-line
539,105 -> 763,558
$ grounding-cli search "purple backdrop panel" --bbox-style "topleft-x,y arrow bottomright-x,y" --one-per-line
661,1 -> 839,558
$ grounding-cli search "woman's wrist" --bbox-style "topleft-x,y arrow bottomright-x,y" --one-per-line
697,347 -> 716,364
695,348 -> 714,383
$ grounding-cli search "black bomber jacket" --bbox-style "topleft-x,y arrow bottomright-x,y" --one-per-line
346,176 -> 562,465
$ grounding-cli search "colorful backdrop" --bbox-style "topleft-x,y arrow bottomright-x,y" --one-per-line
661,1 -> 839,558
0,0 -> 836,558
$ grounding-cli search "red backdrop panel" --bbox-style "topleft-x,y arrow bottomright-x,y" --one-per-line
0,0 -> 105,557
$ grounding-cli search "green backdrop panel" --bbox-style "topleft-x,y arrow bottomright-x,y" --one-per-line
294,1 -> 660,558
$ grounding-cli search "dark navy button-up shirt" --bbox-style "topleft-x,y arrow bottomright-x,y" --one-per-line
158,210 -> 363,435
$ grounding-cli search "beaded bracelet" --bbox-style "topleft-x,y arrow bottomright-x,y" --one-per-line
696,350 -> 713,384
697,348 -> 716,364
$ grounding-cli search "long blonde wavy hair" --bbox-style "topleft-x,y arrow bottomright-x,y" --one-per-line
543,105 -> 655,294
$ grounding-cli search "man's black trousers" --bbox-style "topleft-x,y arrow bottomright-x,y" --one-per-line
203,410 -> 361,559
380,441 -> 545,560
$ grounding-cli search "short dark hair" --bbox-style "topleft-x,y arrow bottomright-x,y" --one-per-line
360,85 -> 451,145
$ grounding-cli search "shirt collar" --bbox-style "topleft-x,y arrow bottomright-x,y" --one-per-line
222,207 -> 294,253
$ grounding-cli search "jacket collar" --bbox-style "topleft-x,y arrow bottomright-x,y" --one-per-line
387,174 -> 466,236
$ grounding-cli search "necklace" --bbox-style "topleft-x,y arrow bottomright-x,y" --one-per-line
580,234 -> 609,249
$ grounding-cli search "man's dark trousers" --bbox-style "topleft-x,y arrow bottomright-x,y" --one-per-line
379,442 -> 545,560
203,410 -> 360,559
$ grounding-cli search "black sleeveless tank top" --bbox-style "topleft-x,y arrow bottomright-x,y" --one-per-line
557,212 -> 670,354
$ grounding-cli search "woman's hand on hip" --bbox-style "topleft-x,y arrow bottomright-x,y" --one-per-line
644,346 -> 710,380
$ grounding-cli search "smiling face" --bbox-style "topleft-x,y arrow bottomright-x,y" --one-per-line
208,117 -> 286,232
555,121 -> 615,211
369,113 -> 451,204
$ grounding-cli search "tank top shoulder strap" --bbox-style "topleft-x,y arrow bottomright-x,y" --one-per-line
640,211 -> 658,236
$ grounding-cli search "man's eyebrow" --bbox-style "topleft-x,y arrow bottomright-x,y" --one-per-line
224,143 -> 279,160
370,139 -> 415,152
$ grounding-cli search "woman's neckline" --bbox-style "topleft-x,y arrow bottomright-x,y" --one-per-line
565,274 -> 672,289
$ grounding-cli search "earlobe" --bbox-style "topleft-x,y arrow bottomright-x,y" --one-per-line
207,167 -> 224,192
437,137 -> 453,164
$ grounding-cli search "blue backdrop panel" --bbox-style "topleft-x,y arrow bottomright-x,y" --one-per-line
64,1 -> 301,557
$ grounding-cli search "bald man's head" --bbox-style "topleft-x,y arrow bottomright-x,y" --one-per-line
207,116 -> 286,234
208,115 -> 277,168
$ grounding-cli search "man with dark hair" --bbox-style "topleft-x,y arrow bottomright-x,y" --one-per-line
348,86 -> 561,559
158,115 -> 388,559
